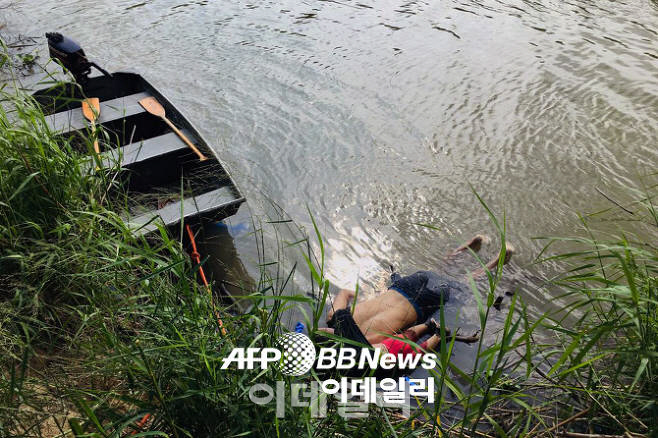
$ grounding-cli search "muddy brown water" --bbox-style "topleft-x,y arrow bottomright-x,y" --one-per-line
3,0 -> 657,369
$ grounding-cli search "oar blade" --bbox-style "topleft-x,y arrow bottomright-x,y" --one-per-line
138,96 -> 166,118
81,97 -> 100,121
139,96 -> 206,161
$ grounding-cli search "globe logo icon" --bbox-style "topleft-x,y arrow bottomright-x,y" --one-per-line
276,332 -> 316,376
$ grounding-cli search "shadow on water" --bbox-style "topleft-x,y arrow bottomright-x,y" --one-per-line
196,212 -> 256,312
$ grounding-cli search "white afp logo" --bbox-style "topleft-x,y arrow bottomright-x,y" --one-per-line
221,332 -> 316,376
276,332 -> 316,376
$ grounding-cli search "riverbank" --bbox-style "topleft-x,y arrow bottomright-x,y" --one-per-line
0,49 -> 656,437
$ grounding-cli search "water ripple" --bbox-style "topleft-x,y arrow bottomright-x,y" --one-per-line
7,0 -> 658,317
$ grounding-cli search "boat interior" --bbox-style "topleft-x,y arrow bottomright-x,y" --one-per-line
33,72 -> 245,235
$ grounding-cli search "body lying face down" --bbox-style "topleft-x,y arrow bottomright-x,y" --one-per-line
318,236 -> 513,363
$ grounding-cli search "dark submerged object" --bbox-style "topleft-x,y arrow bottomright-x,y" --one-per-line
33,33 -> 245,234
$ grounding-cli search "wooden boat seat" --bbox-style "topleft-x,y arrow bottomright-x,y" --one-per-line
129,186 -> 237,235
101,130 -> 193,168
44,91 -> 152,133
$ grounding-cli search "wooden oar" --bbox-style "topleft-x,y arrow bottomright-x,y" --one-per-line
138,97 -> 207,161
81,97 -> 101,155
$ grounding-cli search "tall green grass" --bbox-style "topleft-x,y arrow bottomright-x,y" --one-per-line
0,63 -> 429,437
537,185 -> 658,436
0,52 -> 655,437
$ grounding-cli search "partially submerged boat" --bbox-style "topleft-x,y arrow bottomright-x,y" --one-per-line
31,33 -> 248,307
32,33 -> 245,235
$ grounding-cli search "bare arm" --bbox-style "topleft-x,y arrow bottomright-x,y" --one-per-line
326,289 -> 356,322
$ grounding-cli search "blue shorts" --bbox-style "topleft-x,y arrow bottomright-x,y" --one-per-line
389,271 -> 462,322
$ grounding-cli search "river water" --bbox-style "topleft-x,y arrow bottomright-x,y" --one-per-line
3,0 -> 657,316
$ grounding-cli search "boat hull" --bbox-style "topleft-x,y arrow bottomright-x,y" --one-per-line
32,72 -> 245,233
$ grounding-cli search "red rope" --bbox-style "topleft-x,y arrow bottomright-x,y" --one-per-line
185,223 -> 227,336
132,224 -> 228,435
186,225 -> 209,286
131,413 -> 151,435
